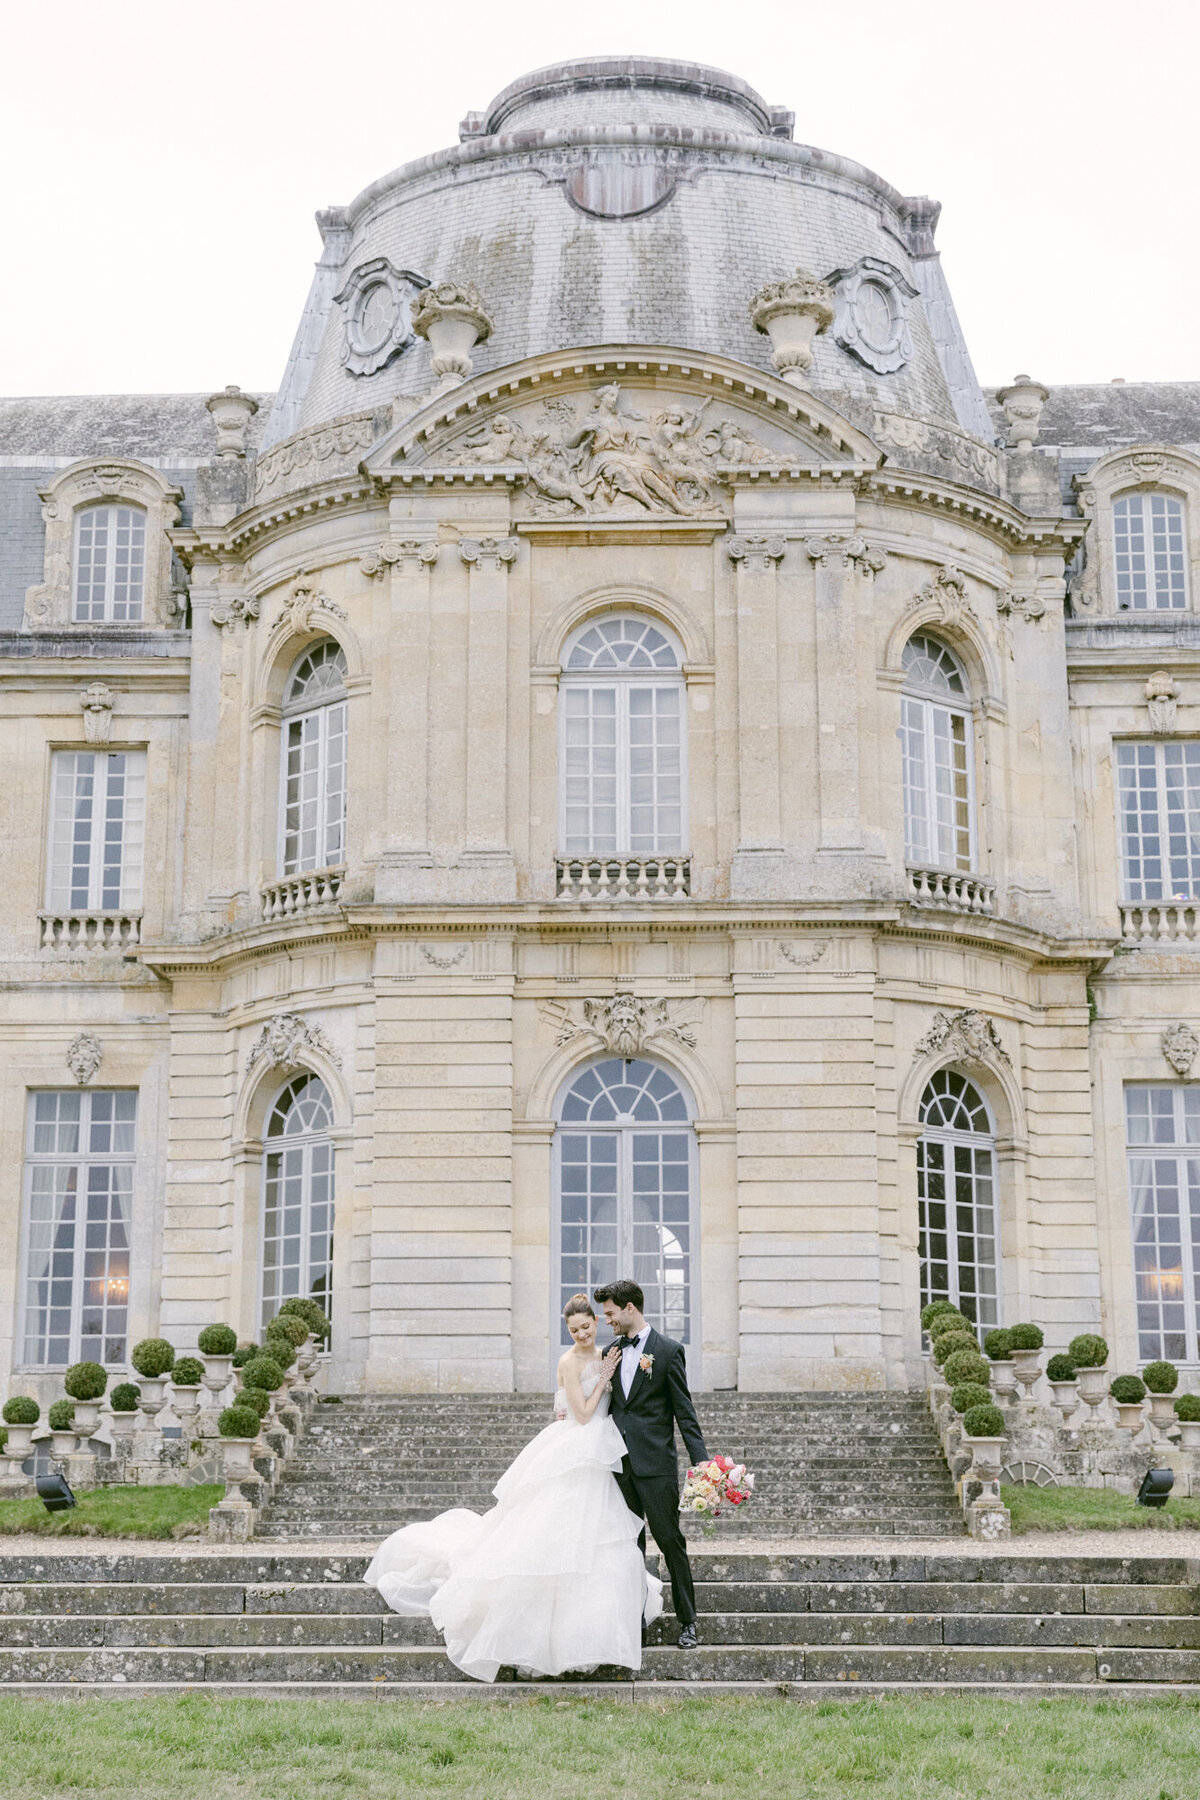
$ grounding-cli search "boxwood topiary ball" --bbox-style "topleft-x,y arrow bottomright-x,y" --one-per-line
951,1382 -> 993,1414
63,1361 -> 108,1402
279,1297 -> 330,1339
920,1300 -> 960,1330
962,1403 -> 1006,1439
1110,1375 -> 1147,1404
1067,1334 -> 1108,1368
218,1405 -> 261,1439
1007,1323 -> 1044,1352
130,1338 -> 176,1379
2,1396 -> 39,1426
47,1400 -> 75,1432
109,1383 -> 141,1412
197,1324 -> 238,1357
1174,1393 -> 1200,1421
231,1344 -> 259,1369
929,1311 -> 970,1341
983,1329 -> 1013,1361
1045,1354 -> 1076,1383
943,1350 -> 991,1388
266,1314 -> 308,1348
239,1355 -> 285,1393
932,1331 -> 977,1368
238,1387 -> 271,1419
172,1358 -> 205,1388
1142,1359 -> 1178,1393
262,1330 -> 297,1370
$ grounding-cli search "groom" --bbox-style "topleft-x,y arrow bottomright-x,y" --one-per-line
594,1278 -> 708,1649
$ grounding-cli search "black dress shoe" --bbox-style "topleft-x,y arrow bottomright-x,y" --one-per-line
677,1623 -> 699,1649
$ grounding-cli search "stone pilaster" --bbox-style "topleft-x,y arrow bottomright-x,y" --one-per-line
727,533 -> 785,895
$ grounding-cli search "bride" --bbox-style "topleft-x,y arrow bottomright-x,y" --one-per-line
363,1293 -> 664,1682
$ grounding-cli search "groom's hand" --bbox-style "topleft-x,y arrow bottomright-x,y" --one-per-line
600,1345 -> 622,1382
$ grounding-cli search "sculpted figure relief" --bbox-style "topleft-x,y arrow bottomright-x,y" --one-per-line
439,385 -> 779,517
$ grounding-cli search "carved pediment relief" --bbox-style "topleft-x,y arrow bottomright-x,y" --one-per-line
362,349 -> 880,521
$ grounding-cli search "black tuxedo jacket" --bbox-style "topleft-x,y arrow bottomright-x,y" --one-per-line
607,1327 -> 708,1479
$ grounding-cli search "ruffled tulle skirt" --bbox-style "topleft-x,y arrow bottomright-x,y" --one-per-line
363,1411 -> 663,1682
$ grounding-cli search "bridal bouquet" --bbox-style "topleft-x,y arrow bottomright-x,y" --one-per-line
680,1454 -> 755,1520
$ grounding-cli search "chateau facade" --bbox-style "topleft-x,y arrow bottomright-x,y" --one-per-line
1,57 -> 1198,1400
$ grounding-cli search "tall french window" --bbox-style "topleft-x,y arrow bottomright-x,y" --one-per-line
1113,493 -> 1188,610
900,634 -> 974,872
917,1070 -> 999,1329
1116,741 -> 1200,901
261,1075 -> 335,1332
74,504 -> 146,623
22,1090 -> 135,1367
559,615 -> 685,856
281,642 -> 348,875
46,751 -> 146,910
1126,1085 -> 1200,1361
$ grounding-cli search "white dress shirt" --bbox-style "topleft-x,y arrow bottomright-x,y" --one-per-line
620,1325 -> 652,1398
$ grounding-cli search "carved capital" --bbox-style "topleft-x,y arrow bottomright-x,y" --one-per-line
804,534 -> 886,578
1146,670 -> 1180,734
360,538 -> 439,578
727,534 -> 785,570
459,536 -> 519,572
1163,1022 -> 1200,1076
79,682 -> 115,745
914,1008 -> 1011,1070
246,1011 -> 342,1075
67,1031 -> 103,1086
538,993 -> 706,1057
996,589 -> 1046,626
210,567 -> 259,629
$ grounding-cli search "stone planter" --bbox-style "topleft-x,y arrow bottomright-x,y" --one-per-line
988,1359 -> 1019,1401
1048,1380 -> 1080,1422
72,1401 -> 101,1438
748,268 -> 836,386
1148,1392 -> 1178,1437
108,1411 -> 138,1443
1115,1401 -> 1145,1432
3,1424 -> 35,1460
1178,1420 -> 1200,1451
1076,1365 -> 1109,1411
171,1386 -> 202,1429
411,281 -> 493,390
220,1436 -> 257,1483
49,1430 -> 77,1458
1011,1349 -> 1043,1397
202,1355 -> 233,1398
962,1433 -> 1006,1479
137,1377 -> 169,1418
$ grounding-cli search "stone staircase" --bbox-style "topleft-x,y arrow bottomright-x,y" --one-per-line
1,1547 -> 1198,1694
256,1392 -> 965,1540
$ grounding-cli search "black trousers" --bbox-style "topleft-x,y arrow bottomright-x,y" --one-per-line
615,1464 -> 697,1627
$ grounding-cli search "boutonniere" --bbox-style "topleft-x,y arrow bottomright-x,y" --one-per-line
639,1354 -> 654,1373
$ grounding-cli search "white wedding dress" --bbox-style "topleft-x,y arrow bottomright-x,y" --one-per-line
363,1364 -> 664,1683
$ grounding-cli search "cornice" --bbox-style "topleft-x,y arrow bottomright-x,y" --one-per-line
170,476 -> 379,567
863,470 -> 1086,556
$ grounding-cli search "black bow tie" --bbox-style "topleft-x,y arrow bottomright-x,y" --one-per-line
614,1337 -> 636,1351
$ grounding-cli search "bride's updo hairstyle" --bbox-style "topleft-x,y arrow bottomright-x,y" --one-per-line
563,1293 -> 595,1322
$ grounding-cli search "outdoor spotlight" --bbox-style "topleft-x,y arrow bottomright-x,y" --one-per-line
1136,1468 -> 1174,1508
36,1473 -> 76,1513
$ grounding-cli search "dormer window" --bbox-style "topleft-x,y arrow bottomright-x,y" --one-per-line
74,505 -> 146,623
1113,493 -> 1187,610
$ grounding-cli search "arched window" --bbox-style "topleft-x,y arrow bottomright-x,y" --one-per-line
1113,493 -> 1188,610
261,1074 -> 335,1332
74,504 -> 146,622
917,1070 -> 998,1329
555,1056 -> 695,1351
559,615 -> 685,856
280,642 -> 348,875
901,634 -> 975,872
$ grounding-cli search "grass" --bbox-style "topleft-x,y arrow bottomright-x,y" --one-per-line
0,1694 -> 1198,1798
1005,1482 -> 1200,1534
0,1484 -> 222,1539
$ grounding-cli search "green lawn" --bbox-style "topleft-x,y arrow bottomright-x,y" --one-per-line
0,1484 -> 222,1539
1005,1483 -> 1200,1533
0,1694 -> 1197,1798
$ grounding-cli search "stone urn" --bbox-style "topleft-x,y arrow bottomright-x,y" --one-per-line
1148,1393 -> 1178,1438
1177,1420 -> 1200,1451
988,1359 -> 1019,1402
1048,1380 -> 1080,1422
220,1434 -> 257,1483
72,1401 -> 101,1439
108,1410 -> 138,1443
49,1428 -> 77,1459
1076,1366 -> 1109,1411
202,1355 -> 234,1399
995,374 -> 1049,453
205,385 -> 259,457
1011,1349 -> 1043,1398
171,1386 -> 203,1429
1114,1401 -> 1145,1433
749,267 -> 836,386
411,281 -> 493,390
137,1376 -> 169,1418
963,1434 -> 1006,1480
3,1423 -> 35,1461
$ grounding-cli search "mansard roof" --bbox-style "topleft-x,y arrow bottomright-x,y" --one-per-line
987,382 -> 1200,453
0,394 -> 273,462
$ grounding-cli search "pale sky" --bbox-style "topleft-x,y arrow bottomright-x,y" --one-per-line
1,0 -> 1195,397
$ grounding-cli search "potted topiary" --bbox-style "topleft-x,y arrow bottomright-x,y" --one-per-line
983,1328 -> 1017,1400
1007,1324 -> 1044,1397
230,1344 -> 259,1391
217,1403 -> 262,1482
262,1330 -> 297,1372
63,1361 -> 108,1438
130,1338 -> 176,1416
170,1357 -> 205,1426
239,1354 -> 286,1415
932,1330 -> 977,1371
961,1401 -> 1007,1477
928,1310 -> 971,1343
197,1324 -> 237,1397
1142,1360 -> 1179,1436
279,1296 -> 331,1343
921,1299 -> 960,1331
107,1382 -> 141,1442
1173,1392 -> 1200,1451
237,1386 -> 271,1423
1,1396 -> 40,1460
942,1349 -> 991,1390
1045,1353 -> 1079,1421
1067,1334 -> 1109,1410
1109,1374 -> 1147,1432
47,1399 -> 77,1458
951,1382 -> 993,1416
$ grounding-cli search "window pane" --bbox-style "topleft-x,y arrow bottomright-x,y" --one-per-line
261,1075 -> 335,1330
918,1076 -> 997,1330
47,751 -> 146,911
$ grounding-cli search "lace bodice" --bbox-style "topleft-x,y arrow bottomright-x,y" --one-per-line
554,1360 -> 610,1423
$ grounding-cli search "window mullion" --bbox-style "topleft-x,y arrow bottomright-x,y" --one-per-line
618,1126 -> 633,1272
618,684 -> 632,854
88,755 -> 107,910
